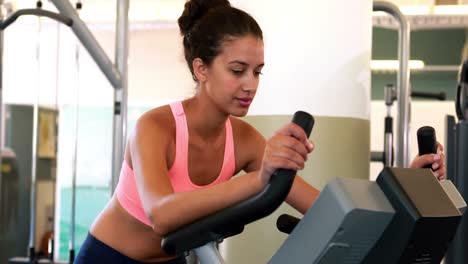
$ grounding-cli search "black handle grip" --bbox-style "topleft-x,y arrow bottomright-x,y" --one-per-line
417,126 -> 437,169
161,111 -> 314,256
457,60 -> 468,120
411,91 -> 446,101
276,214 -> 301,234
291,111 -> 314,137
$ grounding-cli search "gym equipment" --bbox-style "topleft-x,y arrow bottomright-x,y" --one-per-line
163,121 -> 466,263
373,1 -> 411,167
0,0 -> 129,262
9,3 -> 54,263
456,60 -> 468,121
371,2 -> 446,168
371,84 -> 446,167
45,0 -> 130,195
277,126 -> 465,264
0,149 -> 19,234
416,126 -> 436,156
273,167 -> 464,264
416,126 -> 437,169
67,2 -> 83,262
0,148 -> 20,237
445,59 -> 468,264
1,1 -> 71,263
0,5 -> 72,30
43,12 -> 63,262
162,111 -> 315,263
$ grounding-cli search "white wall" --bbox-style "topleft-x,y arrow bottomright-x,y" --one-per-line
232,0 -> 373,119
127,28 -> 194,106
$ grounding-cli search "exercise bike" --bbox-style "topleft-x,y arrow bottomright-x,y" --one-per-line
161,111 -> 466,264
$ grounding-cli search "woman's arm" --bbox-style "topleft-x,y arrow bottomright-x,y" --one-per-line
285,176 -> 320,215
130,115 -> 263,236
243,121 -> 319,215
130,114 -> 311,236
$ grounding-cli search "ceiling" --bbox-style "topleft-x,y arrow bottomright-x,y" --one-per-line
7,0 -> 468,23
4,0 -> 187,22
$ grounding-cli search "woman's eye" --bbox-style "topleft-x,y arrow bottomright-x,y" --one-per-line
232,69 -> 244,75
255,71 -> 263,76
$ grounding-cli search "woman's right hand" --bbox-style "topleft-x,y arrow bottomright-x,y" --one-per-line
258,122 -> 314,187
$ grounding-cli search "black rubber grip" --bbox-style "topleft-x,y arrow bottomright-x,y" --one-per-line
417,126 -> 437,169
28,247 -> 35,261
385,117 -> 393,134
276,214 -> 301,234
69,249 -> 75,264
291,111 -> 314,137
411,91 -> 446,101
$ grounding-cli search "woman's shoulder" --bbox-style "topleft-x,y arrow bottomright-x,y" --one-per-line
133,104 -> 175,137
126,103 -> 180,167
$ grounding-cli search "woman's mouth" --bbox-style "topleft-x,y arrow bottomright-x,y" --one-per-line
237,98 -> 252,107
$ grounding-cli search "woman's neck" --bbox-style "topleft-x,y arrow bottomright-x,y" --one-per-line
183,96 -> 228,138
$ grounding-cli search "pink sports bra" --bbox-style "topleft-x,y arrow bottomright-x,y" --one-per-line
115,101 -> 236,227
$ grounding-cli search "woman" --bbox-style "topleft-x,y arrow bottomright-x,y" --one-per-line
75,0 -> 446,263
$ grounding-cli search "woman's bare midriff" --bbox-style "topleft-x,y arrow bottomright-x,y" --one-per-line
89,196 -> 177,263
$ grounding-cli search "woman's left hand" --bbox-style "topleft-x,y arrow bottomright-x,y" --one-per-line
409,141 -> 446,181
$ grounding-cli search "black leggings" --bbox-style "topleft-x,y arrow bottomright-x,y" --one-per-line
75,233 -> 187,264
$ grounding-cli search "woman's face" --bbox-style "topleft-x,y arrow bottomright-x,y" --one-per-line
203,35 -> 264,117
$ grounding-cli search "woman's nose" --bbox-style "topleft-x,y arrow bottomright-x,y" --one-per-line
242,75 -> 258,92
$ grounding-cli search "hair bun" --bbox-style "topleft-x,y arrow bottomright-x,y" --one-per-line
178,0 -> 231,37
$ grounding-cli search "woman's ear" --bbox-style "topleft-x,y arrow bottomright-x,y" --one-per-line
193,58 -> 208,82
